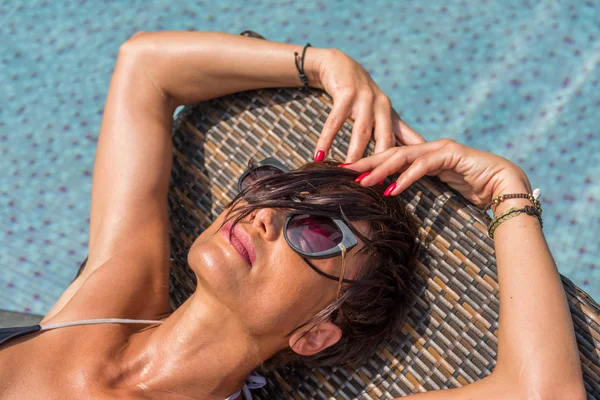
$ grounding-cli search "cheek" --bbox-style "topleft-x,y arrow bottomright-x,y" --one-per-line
241,254 -> 333,336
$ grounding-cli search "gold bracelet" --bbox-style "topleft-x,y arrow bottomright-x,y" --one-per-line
488,205 -> 543,239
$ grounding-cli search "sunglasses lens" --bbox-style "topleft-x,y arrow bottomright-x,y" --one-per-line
286,214 -> 343,255
240,165 -> 284,192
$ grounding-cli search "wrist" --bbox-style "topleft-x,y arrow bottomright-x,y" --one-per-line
491,169 -> 532,200
492,197 -> 534,216
303,47 -> 331,90
490,171 -> 536,216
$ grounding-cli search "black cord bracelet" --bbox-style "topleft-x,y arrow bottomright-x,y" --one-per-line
294,43 -> 312,90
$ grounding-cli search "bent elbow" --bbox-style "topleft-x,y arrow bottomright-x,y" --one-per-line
119,31 -> 153,58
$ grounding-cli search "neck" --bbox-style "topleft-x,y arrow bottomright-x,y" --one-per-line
106,292 -> 268,400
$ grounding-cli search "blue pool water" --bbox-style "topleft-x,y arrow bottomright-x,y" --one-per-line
1,0 -> 598,315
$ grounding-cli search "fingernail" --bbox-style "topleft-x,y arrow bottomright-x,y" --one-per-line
338,163 -> 353,168
355,172 -> 371,183
378,180 -> 384,185
314,150 -> 325,162
383,183 -> 398,196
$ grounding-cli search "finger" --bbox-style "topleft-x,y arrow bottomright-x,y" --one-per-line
342,147 -> 394,172
372,97 -> 394,155
345,100 -> 374,163
316,91 -> 354,161
369,141 -> 448,186
351,139 -> 450,186
383,147 -> 451,196
392,108 -> 426,145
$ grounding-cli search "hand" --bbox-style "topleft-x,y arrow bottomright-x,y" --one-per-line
344,138 -> 532,209
311,49 -> 426,163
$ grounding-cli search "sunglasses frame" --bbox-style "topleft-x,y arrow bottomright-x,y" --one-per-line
236,157 -> 360,285
236,157 -> 290,193
283,213 -> 358,259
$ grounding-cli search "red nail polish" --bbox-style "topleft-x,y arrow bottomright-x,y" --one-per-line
378,180 -> 384,185
355,172 -> 371,183
383,183 -> 398,196
314,150 -> 325,162
338,163 -> 353,168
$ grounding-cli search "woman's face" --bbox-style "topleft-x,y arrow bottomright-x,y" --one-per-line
187,201 -> 370,342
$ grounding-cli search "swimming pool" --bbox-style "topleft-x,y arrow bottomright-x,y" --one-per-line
1,0 -> 598,315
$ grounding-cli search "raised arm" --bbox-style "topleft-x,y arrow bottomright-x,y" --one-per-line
125,30 -> 425,162
486,178 -> 585,399
124,31 -> 323,109
348,140 -> 586,400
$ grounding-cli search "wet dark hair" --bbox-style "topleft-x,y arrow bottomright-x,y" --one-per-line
218,158 -> 421,369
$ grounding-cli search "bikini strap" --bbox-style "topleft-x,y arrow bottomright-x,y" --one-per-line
39,318 -> 164,331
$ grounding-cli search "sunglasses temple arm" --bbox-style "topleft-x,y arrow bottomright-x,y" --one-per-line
302,256 -> 357,285
336,245 -> 347,298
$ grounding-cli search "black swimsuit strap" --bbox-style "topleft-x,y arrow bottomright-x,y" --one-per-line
0,325 -> 41,347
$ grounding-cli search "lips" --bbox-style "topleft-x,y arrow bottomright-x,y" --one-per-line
221,222 -> 256,267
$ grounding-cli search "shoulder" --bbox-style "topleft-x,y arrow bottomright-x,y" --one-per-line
40,249 -> 171,326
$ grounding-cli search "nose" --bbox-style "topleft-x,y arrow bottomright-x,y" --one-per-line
250,208 -> 281,241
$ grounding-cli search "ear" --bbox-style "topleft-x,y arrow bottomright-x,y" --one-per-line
288,320 -> 342,357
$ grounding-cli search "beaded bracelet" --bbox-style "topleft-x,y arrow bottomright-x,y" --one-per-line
484,188 -> 542,214
488,205 -> 544,239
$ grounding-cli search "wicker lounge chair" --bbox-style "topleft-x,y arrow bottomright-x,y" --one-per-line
74,36 -> 600,399
161,87 -> 600,399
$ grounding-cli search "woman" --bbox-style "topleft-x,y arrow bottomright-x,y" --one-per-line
0,31 -> 585,399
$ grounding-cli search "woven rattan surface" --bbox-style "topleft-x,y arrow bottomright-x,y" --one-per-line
73,87 -> 599,398
157,87 -> 600,399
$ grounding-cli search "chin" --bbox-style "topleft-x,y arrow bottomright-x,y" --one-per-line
187,236 -> 242,298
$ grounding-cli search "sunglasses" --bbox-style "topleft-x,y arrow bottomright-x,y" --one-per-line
236,158 -> 360,293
